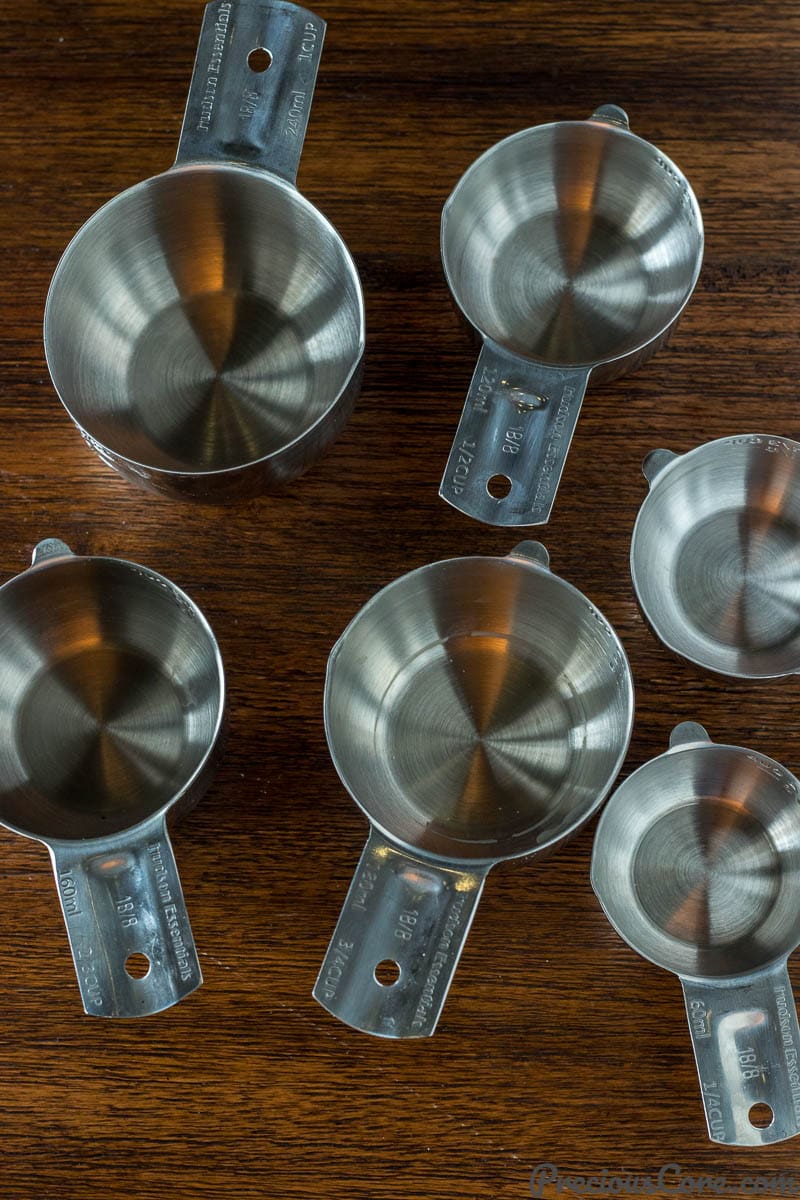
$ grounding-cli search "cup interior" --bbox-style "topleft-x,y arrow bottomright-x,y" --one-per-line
632,438 -> 800,677
442,121 -> 702,366
44,165 -> 364,475
592,743 -> 800,978
0,556 -> 223,840
325,556 -> 633,862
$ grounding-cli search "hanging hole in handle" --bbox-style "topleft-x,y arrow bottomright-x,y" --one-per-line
748,1102 -> 774,1129
124,952 -> 151,980
374,959 -> 401,987
487,474 -> 512,500
247,46 -> 273,72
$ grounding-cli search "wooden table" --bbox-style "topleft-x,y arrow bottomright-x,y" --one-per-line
1,1 -> 799,1195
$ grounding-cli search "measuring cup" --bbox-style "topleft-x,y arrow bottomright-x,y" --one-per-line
632,435 -> 800,678
44,0 -> 365,501
439,105 -> 703,527
592,722 -> 800,1146
313,542 -> 634,1037
0,539 -> 225,1016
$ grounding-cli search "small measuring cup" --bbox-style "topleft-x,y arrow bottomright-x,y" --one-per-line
439,105 -> 703,526
0,540 -> 225,1016
314,542 -> 633,1037
44,0 -> 364,501
632,435 -> 800,678
592,722 -> 800,1145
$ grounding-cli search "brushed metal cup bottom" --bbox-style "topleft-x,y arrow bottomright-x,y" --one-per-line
44,164 -> 364,492
632,436 -> 800,678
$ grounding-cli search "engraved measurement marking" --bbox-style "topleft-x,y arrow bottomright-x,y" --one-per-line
450,438 -> 476,496
59,872 -> 82,918
286,90 -> 307,137
298,21 -> 318,62
730,434 -> 800,459
130,568 -> 197,621
655,155 -> 683,188
394,909 -> 418,942
763,437 -> 800,458
776,985 -> 800,1124
197,1 -> 233,132
411,892 -> 467,1030
701,1080 -> 726,1141
318,937 -> 354,1002
745,753 -> 797,797
76,943 -> 103,1008
688,997 -> 711,1040
655,155 -> 695,214
586,604 -> 625,673
285,21 -> 319,137
531,385 -> 576,515
352,864 -> 380,912
472,365 -> 498,416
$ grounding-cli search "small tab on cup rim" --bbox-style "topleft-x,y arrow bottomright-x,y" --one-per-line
642,448 -> 679,487
508,541 -> 550,571
31,538 -> 74,566
589,104 -> 630,130
669,721 -> 711,750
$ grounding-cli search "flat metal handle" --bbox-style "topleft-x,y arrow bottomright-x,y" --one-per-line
681,964 -> 800,1145
50,815 -> 202,1018
175,0 -> 325,183
313,829 -> 487,1038
439,340 -> 590,526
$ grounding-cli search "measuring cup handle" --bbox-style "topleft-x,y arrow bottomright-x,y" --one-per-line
681,965 -> 800,1144
49,815 -> 202,1018
313,829 -> 488,1037
175,0 -> 325,183
439,340 -> 590,526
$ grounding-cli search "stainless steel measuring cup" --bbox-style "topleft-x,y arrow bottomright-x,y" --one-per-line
632,434 -> 800,678
439,105 -> 703,527
592,722 -> 800,1146
44,0 -> 365,501
313,542 -> 634,1037
0,539 -> 225,1016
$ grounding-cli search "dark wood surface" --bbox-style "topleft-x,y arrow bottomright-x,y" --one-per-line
2,1 -> 800,1196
